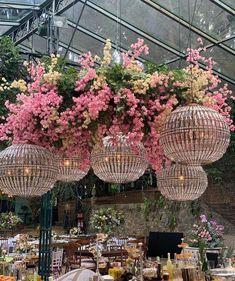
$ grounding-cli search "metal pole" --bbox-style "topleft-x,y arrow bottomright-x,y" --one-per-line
38,191 -> 53,281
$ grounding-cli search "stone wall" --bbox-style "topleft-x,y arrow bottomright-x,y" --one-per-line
87,202 -> 235,235
85,200 -> 235,248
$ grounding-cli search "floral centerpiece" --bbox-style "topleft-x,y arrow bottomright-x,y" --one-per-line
0,212 -> 22,230
0,38 -> 233,173
69,227 -> 80,236
186,214 -> 224,271
187,214 -> 224,249
90,207 -> 124,234
15,234 -> 36,254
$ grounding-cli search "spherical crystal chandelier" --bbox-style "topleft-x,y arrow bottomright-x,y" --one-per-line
57,156 -> 90,182
91,136 -> 148,183
159,104 -> 230,165
0,144 -> 58,197
158,164 -> 208,201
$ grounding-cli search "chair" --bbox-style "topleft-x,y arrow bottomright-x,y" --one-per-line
63,243 -> 80,273
51,249 -> 64,278
0,238 -> 8,251
183,247 -> 200,266
108,245 -> 128,267
76,238 -> 96,271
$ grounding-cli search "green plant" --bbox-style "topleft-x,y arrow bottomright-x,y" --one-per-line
0,36 -> 23,81
0,212 -> 22,229
143,197 -> 152,221
190,200 -> 202,217
90,207 -> 124,234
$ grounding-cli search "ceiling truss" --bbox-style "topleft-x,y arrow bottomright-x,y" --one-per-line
1,0 -> 235,85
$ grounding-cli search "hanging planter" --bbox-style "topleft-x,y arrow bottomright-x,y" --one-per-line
91,136 -> 148,184
0,144 -> 58,197
159,104 -> 230,165
158,164 -> 208,201
0,39 -> 233,175
57,156 -> 90,182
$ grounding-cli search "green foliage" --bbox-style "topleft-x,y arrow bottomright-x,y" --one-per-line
0,212 -> 22,229
57,66 -> 79,109
109,183 -> 120,194
0,36 -> 23,81
143,197 -> 152,221
90,207 -> 124,234
142,196 -> 180,230
104,64 -> 132,92
190,200 -> 202,217
205,132 -> 235,183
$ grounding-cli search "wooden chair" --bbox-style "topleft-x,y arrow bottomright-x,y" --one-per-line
108,245 -> 128,267
63,243 -> 80,273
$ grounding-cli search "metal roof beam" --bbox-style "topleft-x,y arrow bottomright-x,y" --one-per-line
209,0 -> 235,16
7,0 -> 81,44
141,0 -> 235,56
0,21 -> 19,26
67,19 -> 235,85
0,3 -> 40,10
77,0 -> 235,84
67,20 -> 146,63
80,0 -> 185,58
161,34 -> 235,66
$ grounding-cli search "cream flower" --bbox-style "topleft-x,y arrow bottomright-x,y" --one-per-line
43,71 -> 61,84
101,39 -> 112,66
10,79 -> 27,92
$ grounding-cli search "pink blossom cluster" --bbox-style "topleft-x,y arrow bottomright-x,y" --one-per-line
209,219 -> 224,237
75,69 -> 97,92
186,39 -> 234,131
78,51 -> 95,69
189,214 -> 224,246
122,38 -> 149,67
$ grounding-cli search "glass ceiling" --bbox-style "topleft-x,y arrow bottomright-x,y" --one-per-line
0,0 -> 234,86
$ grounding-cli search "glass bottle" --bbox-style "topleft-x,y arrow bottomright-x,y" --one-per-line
156,256 -> 162,281
166,253 -> 174,280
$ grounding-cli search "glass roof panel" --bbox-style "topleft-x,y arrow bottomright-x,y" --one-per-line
203,46 -> 235,80
59,27 -> 104,57
20,34 -> 48,54
62,2 -> 179,64
89,0 -> 211,52
0,8 -> 29,21
0,0 -> 45,4
0,26 -> 11,35
224,37 -> 235,49
151,0 -> 235,40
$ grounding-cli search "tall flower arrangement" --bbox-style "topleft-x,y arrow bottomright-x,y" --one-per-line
90,207 -> 124,234
187,214 -> 224,248
0,38 -> 233,171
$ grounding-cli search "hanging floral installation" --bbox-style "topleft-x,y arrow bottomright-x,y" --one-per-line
0,37 -> 233,174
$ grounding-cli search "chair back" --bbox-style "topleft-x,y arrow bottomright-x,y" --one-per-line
0,238 -> 8,250
64,243 -> 79,262
183,247 -> 200,265
51,249 -> 64,270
